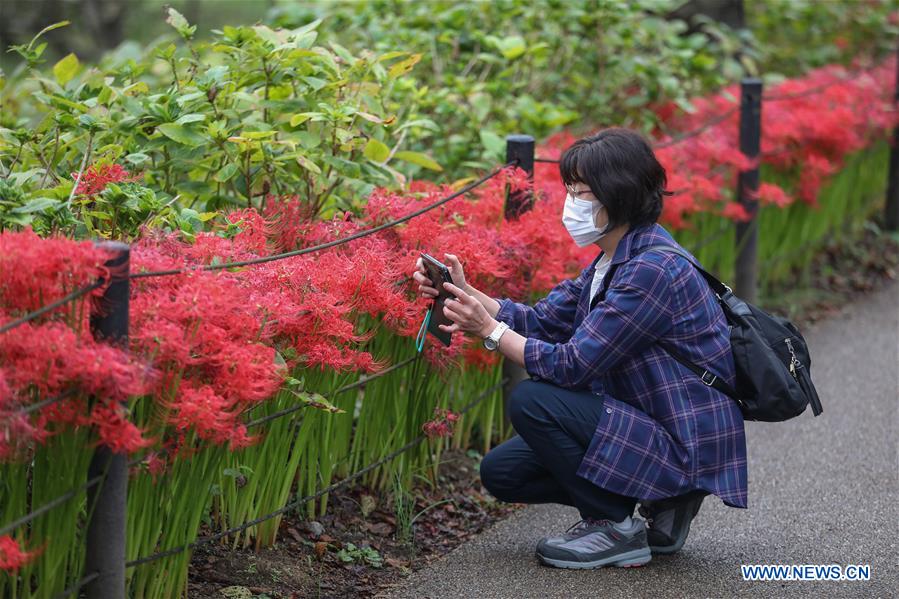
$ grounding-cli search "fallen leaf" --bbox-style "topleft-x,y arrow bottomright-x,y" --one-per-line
287,527 -> 303,543
364,522 -> 392,535
385,557 -> 408,569
313,541 -> 328,560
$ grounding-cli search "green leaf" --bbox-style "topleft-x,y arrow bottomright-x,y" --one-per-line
479,130 -> 505,156
125,152 -> 150,167
11,197 -> 60,214
39,93 -> 89,113
52,53 -> 80,85
363,138 -> 390,163
27,21 -> 70,52
240,130 -> 276,140
295,155 -> 322,175
496,36 -> 526,60
387,54 -> 421,79
302,77 -> 328,91
166,7 -> 197,39
175,113 -> 206,125
158,123 -> 206,147
290,112 -> 325,126
393,150 -> 442,171
214,163 -> 239,182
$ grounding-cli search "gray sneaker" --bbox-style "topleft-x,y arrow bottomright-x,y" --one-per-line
535,517 -> 651,569
638,490 -> 707,555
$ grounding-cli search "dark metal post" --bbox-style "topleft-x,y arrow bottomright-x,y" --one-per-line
885,44 -> 899,231
502,135 -> 535,422
504,134 -> 535,219
86,242 -> 130,599
735,79 -> 762,302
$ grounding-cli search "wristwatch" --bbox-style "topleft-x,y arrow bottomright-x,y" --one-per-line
483,321 -> 510,351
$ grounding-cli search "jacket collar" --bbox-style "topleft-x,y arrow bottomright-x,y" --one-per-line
608,223 -> 674,266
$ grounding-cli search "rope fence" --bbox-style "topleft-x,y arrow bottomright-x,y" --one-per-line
129,162 -> 513,280
246,354 -> 421,429
0,281 -> 102,335
125,377 -> 508,569
4,351 -> 423,538
0,472 -> 107,537
3,47 -> 894,594
52,571 -> 99,599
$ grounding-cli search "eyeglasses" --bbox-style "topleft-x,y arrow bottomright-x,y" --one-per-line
565,185 -> 595,200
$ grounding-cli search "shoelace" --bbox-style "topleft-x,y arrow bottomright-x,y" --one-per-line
566,517 -> 613,534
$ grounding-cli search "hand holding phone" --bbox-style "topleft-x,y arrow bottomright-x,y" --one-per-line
418,253 -> 455,346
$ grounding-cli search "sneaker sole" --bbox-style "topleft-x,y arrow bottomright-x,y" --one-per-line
648,521 -> 691,555
537,547 -> 652,570
648,495 -> 705,555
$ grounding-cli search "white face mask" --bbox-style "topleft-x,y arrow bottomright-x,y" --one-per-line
562,193 -> 611,247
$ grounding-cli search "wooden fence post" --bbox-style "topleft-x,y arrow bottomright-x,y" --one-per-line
735,78 -> 763,302
504,134 -> 535,219
86,241 -> 130,599
885,44 -> 899,231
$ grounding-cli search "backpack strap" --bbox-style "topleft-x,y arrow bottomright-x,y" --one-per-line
635,245 -> 732,299
632,244 -> 739,400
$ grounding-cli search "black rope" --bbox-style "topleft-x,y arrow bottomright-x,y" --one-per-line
52,571 -> 99,599
246,354 -> 421,429
762,60 -> 881,103
652,106 -> 739,150
536,106 -> 739,157
686,220 -> 733,254
130,163 -> 512,280
0,473 -> 105,537
0,281 -> 102,335
125,377 -> 507,569
17,389 -> 78,415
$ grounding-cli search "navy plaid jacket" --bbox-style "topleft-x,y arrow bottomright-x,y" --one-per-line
495,223 -> 748,508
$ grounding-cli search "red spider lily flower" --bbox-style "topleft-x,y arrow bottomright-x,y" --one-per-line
0,369 -> 38,461
89,403 -> 152,454
721,202 -> 752,222
0,229 -> 110,319
0,535 -> 37,572
131,451 -> 168,478
422,407 -> 460,439
461,343 -> 501,372
756,183 -> 793,208
71,163 -> 139,196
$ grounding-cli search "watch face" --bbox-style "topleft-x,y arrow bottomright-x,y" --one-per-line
484,338 -> 496,351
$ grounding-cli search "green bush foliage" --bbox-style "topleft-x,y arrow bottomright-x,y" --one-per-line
0,11 -> 438,238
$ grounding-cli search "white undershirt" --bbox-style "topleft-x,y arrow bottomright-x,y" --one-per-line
589,254 -> 613,301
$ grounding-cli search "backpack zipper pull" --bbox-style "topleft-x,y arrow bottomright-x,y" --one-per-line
785,337 -> 800,378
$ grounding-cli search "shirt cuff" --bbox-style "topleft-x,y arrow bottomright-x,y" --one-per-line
523,337 -> 550,380
494,298 -> 516,328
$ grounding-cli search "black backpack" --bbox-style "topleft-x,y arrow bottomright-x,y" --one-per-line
630,245 -> 824,422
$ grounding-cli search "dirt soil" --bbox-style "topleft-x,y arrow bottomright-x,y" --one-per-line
187,449 -> 519,599
762,223 -> 899,327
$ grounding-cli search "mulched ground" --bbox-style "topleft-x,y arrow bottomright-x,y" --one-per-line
187,449 -> 519,599
186,222 -> 899,599
762,224 -> 899,327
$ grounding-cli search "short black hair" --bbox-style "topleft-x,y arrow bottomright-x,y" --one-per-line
559,128 -> 671,230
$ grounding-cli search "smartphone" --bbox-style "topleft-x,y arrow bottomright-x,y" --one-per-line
420,253 -> 455,346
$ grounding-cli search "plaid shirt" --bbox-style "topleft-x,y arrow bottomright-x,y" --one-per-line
495,223 -> 748,508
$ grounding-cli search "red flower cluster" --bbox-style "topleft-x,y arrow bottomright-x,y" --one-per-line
541,56 -> 897,229
72,163 -> 139,196
2,56 -> 893,470
0,535 -> 35,572
421,407 -> 460,439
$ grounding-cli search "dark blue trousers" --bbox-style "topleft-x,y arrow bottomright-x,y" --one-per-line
479,379 -> 638,522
